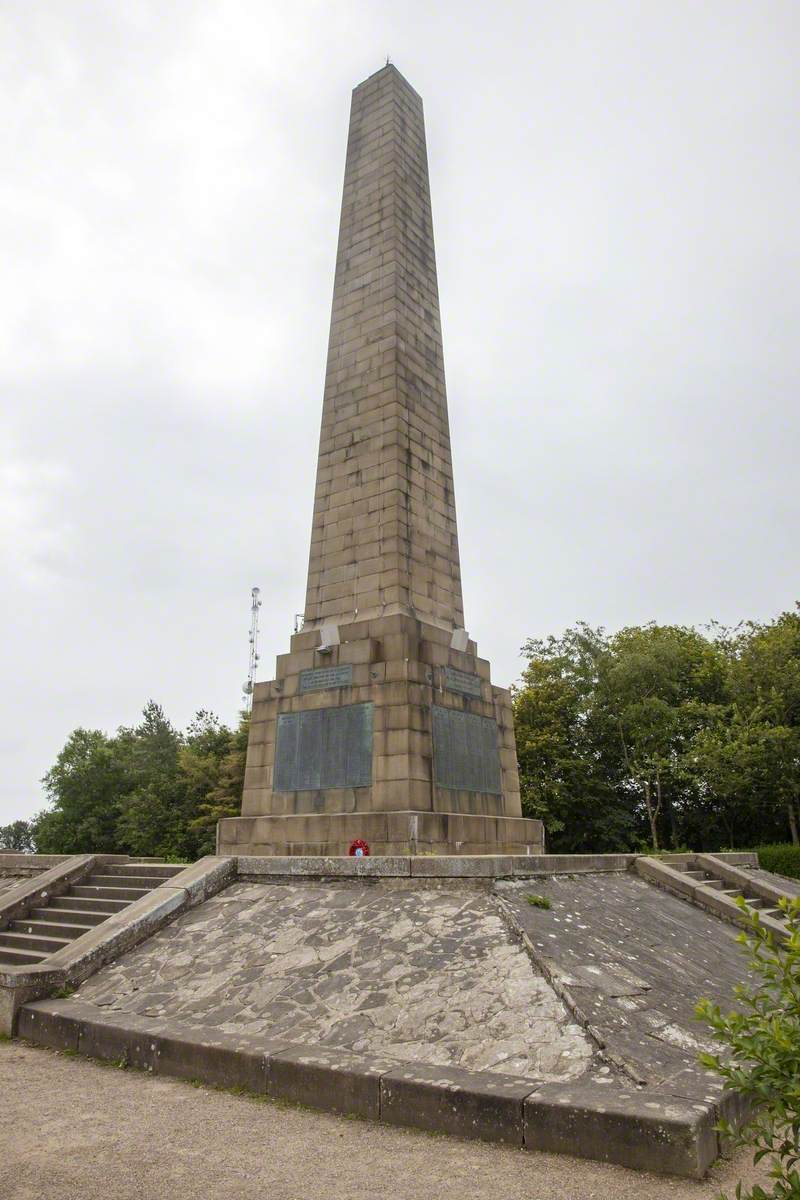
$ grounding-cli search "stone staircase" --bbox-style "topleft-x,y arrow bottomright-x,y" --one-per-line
674,860 -> 791,932
0,862 -> 186,967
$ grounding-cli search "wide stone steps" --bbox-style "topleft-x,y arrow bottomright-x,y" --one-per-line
11,917 -> 94,939
29,905 -> 108,926
676,862 -> 790,927
70,884 -> 150,902
86,874 -> 171,890
102,864 -> 184,880
0,930 -> 71,954
49,895 -> 129,914
0,945 -> 48,966
0,861 -> 187,967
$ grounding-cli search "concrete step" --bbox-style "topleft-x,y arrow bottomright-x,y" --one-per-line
10,917 -> 93,940
103,863 -> 186,880
0,930 -> 71,954
29,905 -> 109,926
50,895 -> 129,915
85,874 -> 161,891
70,884 -> 149,902
0,945 -> 47,965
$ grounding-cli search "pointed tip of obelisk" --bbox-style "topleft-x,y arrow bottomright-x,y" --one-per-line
354,60 -> 422,103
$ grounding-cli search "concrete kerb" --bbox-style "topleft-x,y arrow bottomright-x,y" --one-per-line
17,996 -> 721,1177
0,856 -> 236,1034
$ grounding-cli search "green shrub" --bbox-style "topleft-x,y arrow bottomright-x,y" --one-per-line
696,896 -> 800,1200
756,844 -> 800,882
525,893 -> 551,910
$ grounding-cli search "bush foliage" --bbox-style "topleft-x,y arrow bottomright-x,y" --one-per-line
756,845 -> 800,882
697,897 -> 800,1200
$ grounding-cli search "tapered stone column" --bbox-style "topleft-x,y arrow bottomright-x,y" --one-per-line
219,66 -> 543,857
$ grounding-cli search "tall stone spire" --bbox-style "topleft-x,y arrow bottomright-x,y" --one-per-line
305,66 -> 463,632
219,66 -> 543,858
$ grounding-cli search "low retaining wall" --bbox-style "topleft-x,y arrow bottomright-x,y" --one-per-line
19,998 -> 720,1178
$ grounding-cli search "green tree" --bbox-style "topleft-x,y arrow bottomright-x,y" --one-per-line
35,728 -> 127,853
34,702 -> 247,861
187,713 -> 250,856
114,701 -> 185,859
515,625 -> 637,852
0,820 -> 36,851
727,609 -> 800,845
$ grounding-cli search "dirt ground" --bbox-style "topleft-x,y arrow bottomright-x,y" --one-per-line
0,1040 -> 770,1200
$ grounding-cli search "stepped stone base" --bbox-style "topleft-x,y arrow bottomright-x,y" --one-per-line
218,811 -> 545,858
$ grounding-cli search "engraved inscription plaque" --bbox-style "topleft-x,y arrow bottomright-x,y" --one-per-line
432,705 -> 501,794
273,702 -> 373,792
443,666 -> 482,698
299,664 -> 353,693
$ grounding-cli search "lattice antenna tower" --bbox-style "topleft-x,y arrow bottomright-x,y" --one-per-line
242,586 -> 262,711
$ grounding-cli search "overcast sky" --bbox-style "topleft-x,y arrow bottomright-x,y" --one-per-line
2,1 -> 798,824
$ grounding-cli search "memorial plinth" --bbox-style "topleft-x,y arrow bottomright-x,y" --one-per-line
218,65 -> 543,857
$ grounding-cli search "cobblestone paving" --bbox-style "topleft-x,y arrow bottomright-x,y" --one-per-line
74,880 -> 599,1081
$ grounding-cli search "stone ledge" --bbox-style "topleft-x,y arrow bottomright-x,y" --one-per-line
380,1062 -> 539,1145
235,854 -> 643,880
17,998 -> 729,1176
523,1081 -> 719,1178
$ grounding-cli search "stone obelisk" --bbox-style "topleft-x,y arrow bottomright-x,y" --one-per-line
219,65 -> 544,856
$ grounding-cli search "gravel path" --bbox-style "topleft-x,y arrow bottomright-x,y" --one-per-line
1,1040 -> 769,1200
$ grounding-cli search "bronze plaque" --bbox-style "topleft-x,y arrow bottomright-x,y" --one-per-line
299,665 -> 353,693
432,705 -> 501,794
443,666 -> 482,698
273,702 -> 373,792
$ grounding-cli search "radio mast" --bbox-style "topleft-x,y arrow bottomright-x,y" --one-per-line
242,586 -> 262,711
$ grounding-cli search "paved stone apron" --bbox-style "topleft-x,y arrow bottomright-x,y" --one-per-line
74,880 -> 599,1081
497,873 -> 748,1089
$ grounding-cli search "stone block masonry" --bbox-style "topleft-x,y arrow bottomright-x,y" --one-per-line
306,66 -> 463,632
225,65 -> 536,854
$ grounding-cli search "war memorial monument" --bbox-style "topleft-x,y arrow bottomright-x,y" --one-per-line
219,63 -> 543,859
2,66 -> 796,1185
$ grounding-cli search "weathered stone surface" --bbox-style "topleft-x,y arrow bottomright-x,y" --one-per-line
71,880 -> 597,1080
496,873 -> 749,1087
268,1045 -> 400,1118
237,855 -> 411,878
381,1063 -> 538,1144
409,855 -> 512,878
154,1022 -> 286,1092
220,810 -> 544,858
17,998 -> 81,1051
523,1081 -> 719,1177
77,1005 -> 161,1070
